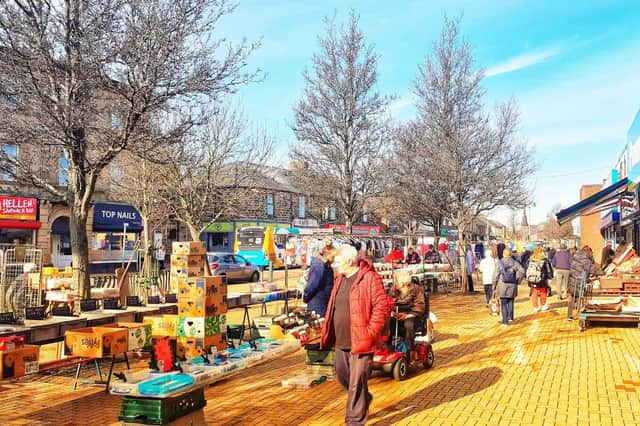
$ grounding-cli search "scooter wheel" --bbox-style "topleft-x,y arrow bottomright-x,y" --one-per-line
423,347 -> 435,370
393,357 -> 408,381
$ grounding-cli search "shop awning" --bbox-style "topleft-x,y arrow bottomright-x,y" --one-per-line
93,203 -> 143,232
600,210 -> 620,230
556,178 -> 632,224
0,220 -> 41,230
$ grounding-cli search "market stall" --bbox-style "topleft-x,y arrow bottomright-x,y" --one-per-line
579,243 -> 640,331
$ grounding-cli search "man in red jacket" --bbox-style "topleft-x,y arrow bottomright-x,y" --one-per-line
321,245 -> 389,425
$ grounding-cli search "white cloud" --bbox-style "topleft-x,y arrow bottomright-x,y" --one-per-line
485,46 -> 566,77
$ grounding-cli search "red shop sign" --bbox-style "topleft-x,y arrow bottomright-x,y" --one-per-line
0,196 -> 38,221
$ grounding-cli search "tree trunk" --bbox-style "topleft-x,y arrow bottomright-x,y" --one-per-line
345,217 -> 353,235
187,222 -> 201,241
142,214 -> 153,301
69,206 -> 90,309
458,225 -> 468,293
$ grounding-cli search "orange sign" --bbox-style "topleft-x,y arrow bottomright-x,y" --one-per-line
0,196 -> 37,221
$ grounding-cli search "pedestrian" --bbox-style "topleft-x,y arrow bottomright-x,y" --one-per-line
385,246 -> 405,265
547,246 -> 556,262
492,248 -> 525,326
303,244 -> 336,317
600,241 -> 615,270
497,242 -> 506,260
466,245 -> 476,292
405,247 -> 421,265
424,244 -> 440,264
321,244 -> 388,426
526,247 -> 554,313
552,243 -> 572,300
478,248 -> 497,305
157,245 -> 166,270
567,246 -> 602,321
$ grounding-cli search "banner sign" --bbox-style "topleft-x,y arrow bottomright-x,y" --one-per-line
93,203 -> 142,232
0,196 -> 37,221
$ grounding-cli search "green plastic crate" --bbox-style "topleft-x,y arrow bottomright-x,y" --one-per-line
119,387 -> 206,425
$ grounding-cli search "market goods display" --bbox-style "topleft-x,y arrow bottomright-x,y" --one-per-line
0,342 -> 39,379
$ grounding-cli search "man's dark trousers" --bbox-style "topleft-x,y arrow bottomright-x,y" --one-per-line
335,349 -> 373,426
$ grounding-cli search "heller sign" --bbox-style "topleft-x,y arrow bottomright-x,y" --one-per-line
0,196 -> 37,221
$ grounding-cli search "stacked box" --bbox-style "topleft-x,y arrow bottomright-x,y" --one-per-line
170,243 -> 228,359
0,345 -> 39,379
143,315 -> 178,338
104,323 -> 153,351
64,327 -> 128,358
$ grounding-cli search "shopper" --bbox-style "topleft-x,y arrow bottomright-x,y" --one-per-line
600,241 -> 615,270
552,243 -> 572,300
567,246 -> 602,321
466,245 -> 476,292
526,247 -> 554,313
321,245 -> 388,426
392,271 -> 425,357
493,248 -> 525,326
405,247 -> 421,265
386,246 -> 405,265
497,242 -> 506,260
303,244 -> 336,317
478,249 -> 497,305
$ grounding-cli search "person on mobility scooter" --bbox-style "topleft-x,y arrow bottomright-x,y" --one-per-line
372,271 -> 434,381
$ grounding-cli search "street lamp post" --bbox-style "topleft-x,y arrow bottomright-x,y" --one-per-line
276,228 -> 290,315
122,222 -> 129,269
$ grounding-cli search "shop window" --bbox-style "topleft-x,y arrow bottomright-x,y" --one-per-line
110,163 -> 124,190
362,211 -> 368,223
0,145 -> 17,180
0,228 -> 33,245
266,194 -> 274,217
58,154 -> 69,186
329,207 -> 336,221
298,196 -> 306,219
91,231 -> 138,261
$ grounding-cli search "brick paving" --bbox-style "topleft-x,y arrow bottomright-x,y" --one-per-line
4,290 -> 640,425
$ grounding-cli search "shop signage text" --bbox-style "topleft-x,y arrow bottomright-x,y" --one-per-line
0,196 -> 37,221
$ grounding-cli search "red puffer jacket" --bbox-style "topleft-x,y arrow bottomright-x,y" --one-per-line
321,264 -> 389,354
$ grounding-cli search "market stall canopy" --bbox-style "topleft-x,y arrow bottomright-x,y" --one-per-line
556,178 -> 633,224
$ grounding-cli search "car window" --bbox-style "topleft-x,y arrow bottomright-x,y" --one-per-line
207,255 -> 219,263
223,255 -> 235,264
234,255 -> 247,265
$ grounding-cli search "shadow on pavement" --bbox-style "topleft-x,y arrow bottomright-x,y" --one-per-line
369,366 -> 503,425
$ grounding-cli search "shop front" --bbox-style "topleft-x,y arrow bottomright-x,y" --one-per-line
202,220 -> 291,252
0,195 -> 40,245
91,202 -> 143,273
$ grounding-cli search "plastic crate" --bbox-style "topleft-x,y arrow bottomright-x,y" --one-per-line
119,387 -> 206,425
305,347 -> 335,365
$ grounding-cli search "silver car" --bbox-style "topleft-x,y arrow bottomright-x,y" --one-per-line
207,252 -> 261,282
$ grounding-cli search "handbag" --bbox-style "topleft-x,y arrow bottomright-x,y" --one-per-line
489,290 -> 500,316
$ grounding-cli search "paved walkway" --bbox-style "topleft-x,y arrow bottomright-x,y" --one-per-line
4,290 -> 640,425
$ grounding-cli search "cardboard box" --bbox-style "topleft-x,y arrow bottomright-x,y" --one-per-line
177,315 -> 226,339
103,323 -> 152,351
170,254 -> 206,270
599,277 -> 623,289
64,327 -> 128,358
176,334 -> 227,359
0,345 -> 39,379
171,265 -> 206,278
143,314 -> 178,337
178,276 -> 226,299
172,241 -> 206,256
178,296 -> 227,317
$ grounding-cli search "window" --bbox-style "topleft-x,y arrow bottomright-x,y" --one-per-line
110,163 -> 124,190
362,210 -> 368,223
58,154 -> 68,186
329,207 -> 336,221
0,145 -> 17,181
266,194 -> 274,216
111,112 -> 122,129
298,196 -> 306,219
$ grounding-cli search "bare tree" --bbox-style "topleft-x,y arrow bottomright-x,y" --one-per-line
391,122 -> 452,247
291,12 -> 391,234
413,17 -> 535,289
542,204 -> 575,242
157,105 -> 273,241
0,0 -> 259,301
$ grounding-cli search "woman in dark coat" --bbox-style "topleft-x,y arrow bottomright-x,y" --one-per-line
567,246 -> 602,321
303,245 -> 336,317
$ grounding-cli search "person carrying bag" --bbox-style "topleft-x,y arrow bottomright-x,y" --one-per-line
492,248 -> 525,326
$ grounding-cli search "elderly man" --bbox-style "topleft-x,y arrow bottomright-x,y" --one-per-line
321,245 -> 389,426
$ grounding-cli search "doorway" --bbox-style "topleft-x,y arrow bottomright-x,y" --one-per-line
51,216 -> 72,268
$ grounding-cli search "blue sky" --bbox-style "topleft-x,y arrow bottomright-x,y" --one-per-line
217,0 -> 640,225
